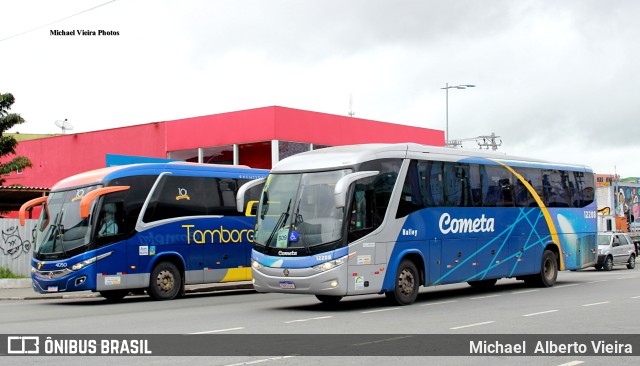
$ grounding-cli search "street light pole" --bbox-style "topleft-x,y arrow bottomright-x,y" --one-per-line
441,83 -> 476,146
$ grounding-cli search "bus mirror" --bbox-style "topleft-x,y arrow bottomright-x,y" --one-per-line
79,186 -> 130,219
19,196 -> 48,226
237,178 -> 266,213
334,171 -> 379,209
245,200 -> 259,217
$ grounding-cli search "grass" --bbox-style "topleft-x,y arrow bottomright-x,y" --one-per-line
0,267 -> 28,278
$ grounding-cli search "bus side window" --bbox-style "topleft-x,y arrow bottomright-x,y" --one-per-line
96,201 -> 125,247
396,160 -> 424,218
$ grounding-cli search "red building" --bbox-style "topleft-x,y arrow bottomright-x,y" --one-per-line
4,106 -> 443,190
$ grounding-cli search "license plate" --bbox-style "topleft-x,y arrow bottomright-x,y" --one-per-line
47,286 -> 58,292
279,281 -> 295,289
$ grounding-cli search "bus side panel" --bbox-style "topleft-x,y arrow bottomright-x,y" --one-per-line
96,242 -> 133,291
426,239 -> 441,286
438,238 -> 477,285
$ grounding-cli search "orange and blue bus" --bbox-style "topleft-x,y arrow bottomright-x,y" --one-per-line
20,162 -> 267,301
239,143 -> 597,305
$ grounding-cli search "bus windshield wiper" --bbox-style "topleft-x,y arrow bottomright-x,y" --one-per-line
265,199 -> 292,248
293,199 -> 310,250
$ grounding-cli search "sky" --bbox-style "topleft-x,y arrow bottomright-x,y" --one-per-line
1,0 -> 639,177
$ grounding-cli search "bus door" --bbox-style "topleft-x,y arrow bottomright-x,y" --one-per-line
95,201 -> 129,291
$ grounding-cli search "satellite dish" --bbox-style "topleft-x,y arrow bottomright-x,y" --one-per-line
54,119 -> 73,134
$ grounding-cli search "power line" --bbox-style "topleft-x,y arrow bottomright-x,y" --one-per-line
0,0 -> 117,43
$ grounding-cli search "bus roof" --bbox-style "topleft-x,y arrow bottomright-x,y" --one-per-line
52,163 -> 269,191
270,143 -> 592,173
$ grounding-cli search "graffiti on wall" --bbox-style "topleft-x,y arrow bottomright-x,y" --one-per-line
0,224 -> 33,259
614,187 -> 640,220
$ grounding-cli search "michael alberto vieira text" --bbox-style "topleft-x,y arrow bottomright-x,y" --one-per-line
470,340 -> 633,355
51,30 -> 119,36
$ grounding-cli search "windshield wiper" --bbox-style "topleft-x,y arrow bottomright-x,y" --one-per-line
265,199 -> 292,247
293,199 -> 310,250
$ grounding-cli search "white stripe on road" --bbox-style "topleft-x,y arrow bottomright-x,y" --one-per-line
586,280 -> 607,284
190,327 -> 245,334
284,316 -> 333,323
361,308 -> 401,314
553,284 -> 580,289
631,295 -> 640,299
225,356 -> 296,366
511,289 -> 539,294
582,301 -> 610,307
470,294 -> 500,300
556,361 -> 584,366
522,309 -> 559,317
450,321 -> 495,330
419,300 -> 457,307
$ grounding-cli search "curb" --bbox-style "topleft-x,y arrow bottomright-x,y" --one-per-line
0,282 -> 254,301
0,278 -> 32,289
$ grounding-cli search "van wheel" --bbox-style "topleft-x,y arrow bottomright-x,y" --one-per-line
385,259 -> 419,305
627,255 -> 636,270
603,256 -> 613,271
524,250 -> 557,287
148,262 -> 182,301
99,290 -> 127,303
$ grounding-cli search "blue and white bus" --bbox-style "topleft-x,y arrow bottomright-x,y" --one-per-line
238,143 -> 597,305
20,162 -> 268,301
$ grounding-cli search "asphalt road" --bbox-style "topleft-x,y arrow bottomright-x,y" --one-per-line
1,267 -> 639,366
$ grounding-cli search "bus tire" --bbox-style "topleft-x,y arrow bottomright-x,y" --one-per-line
100,290 -> 128,303
148,262 -> 182,301
315,295 -> 342,304
467,279 -> 497,289
385,259 -> 419,305
524,249 -> 558,287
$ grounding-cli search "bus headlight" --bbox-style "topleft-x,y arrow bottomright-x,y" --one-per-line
251,259 -> 264,270
71,251 -> 113,271
312,254 -> 350,272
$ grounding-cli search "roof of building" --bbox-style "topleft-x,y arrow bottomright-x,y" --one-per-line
0,186 -> 49,212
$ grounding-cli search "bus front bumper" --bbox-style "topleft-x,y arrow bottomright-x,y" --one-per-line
252,265 -> 349,296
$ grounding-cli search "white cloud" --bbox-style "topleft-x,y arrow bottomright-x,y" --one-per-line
2,0 -> 639,177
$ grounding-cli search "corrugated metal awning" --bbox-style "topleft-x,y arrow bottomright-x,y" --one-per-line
0,186 -> 49,212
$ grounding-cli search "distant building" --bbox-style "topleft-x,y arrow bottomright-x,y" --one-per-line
595,173 -> 618,188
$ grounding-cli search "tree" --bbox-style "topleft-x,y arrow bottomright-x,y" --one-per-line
0,92 -> 32,185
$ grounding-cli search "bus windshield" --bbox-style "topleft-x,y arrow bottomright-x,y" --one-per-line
35,185 -> 100,259
255,169 -> 351,249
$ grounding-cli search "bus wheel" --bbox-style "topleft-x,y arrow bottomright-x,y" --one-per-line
99,290 -> 128,303
385,259 -> 419,305
149,262 -> 182,301
525,250 -> 558,287
467,279 -> 497,289
315,295 -> 342,304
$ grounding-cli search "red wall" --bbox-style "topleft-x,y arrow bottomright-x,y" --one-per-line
7,123 -> 166,188
5,106 -> 443,189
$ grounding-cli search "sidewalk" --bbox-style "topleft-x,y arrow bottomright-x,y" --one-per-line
0,278 -> 254,301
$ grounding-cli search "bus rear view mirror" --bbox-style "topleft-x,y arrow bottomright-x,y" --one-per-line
237,178 -> 266,213
334,171 -> 379,209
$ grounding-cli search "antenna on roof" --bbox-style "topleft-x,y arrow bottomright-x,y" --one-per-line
54,119 -> 74,134
348,94 -> 355,117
